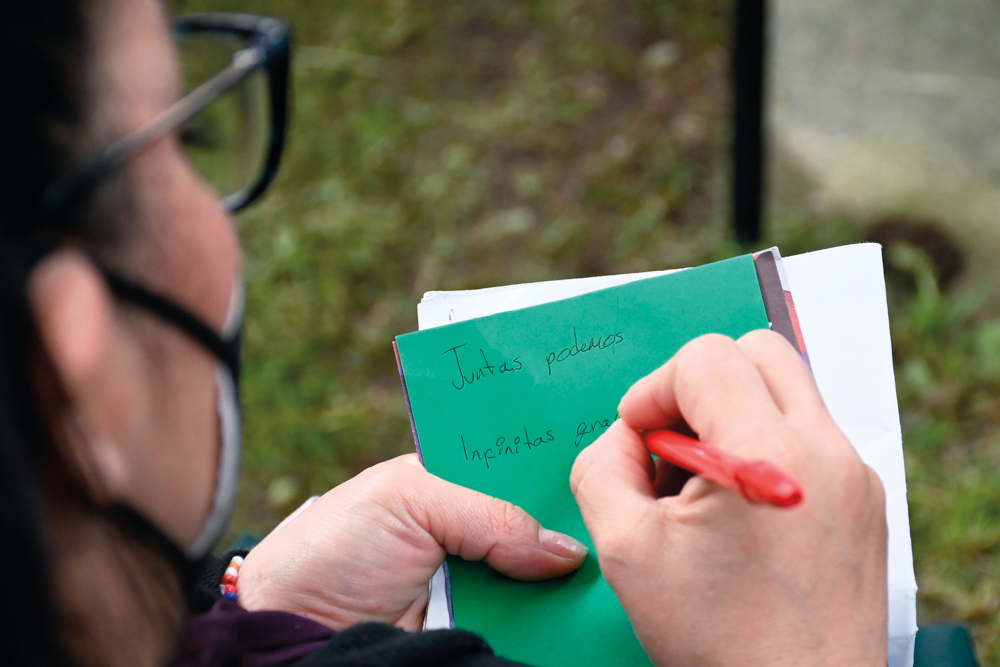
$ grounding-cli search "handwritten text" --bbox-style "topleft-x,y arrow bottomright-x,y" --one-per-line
445,343 -> 523,391
461,426 -> 556,470
546,327 -> 624,376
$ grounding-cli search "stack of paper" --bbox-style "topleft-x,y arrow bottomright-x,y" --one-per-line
396,244 -> 916,667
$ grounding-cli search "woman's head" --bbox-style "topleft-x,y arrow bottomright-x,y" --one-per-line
3,0 -> 249,663
28,0 -> 240,548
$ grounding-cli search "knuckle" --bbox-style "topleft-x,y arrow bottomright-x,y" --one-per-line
840,462 -> 887,534
363,459 -> 419,488
679,333 -> 736,362
485,496 -> 531,537
738,329 -> 800,369
351,459 -> 424,511
838,453 -> 880,499
675,334 -> 739,380
740,327 -> 785,345
820,430 -> 866,481
738,328 -> 787,355
867,466 -> 886,505
799,424 -> 886,521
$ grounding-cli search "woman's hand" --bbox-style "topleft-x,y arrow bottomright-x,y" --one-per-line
237,455 -> 587,631
570,330 -> 888,667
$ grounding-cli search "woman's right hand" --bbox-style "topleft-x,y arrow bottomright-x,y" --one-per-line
570,330 -> 888,667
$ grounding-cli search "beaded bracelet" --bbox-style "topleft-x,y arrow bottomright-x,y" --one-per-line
219,555 -> 244,602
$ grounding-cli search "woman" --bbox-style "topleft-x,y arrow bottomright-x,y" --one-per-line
2,0 -> 887,665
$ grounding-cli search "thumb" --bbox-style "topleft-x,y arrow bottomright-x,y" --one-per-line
412,471 -> 588,581
570,420 -> 658,543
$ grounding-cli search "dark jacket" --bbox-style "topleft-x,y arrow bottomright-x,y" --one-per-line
174,551 -> 525,667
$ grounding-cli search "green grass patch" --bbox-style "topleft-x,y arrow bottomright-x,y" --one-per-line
173,1 -> 1000,663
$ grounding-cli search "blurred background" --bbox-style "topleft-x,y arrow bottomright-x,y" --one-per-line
172,0 -> 1000,662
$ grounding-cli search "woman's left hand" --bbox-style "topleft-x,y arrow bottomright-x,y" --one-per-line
235,454 -> 587,631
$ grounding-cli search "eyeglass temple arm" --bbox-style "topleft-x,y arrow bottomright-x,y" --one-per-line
43,14 -> 291,214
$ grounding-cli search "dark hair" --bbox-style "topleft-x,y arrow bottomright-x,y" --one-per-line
3,1 -> 194,662
2,1 -> 97,664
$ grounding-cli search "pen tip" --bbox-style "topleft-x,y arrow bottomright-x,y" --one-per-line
735,461 -> 805,508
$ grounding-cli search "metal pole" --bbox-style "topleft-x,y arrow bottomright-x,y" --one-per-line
732,0 -> 767,244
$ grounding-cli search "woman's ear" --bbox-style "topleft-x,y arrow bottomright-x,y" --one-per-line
28,250 -> 134,501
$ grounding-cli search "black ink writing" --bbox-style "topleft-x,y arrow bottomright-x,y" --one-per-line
575,413 -> 620,447
445,344 -> 522,390
499,358 -> 524,374
461,427 -> 556,470
546,327 -> 625,376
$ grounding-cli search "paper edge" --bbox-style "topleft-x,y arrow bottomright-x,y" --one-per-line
416,243 -> 917,667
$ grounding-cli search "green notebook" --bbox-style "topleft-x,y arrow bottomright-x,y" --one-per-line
394,254 -> 771,667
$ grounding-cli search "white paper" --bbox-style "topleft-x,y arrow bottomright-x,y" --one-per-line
784,244 -> 917,667
417,243 -> 917,667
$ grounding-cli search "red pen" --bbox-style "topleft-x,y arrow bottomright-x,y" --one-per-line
644,430 -> 804,508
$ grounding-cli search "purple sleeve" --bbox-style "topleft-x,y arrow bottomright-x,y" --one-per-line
172,600 -> 334,667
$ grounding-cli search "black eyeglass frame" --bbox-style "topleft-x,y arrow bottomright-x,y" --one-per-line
42,12 -> 291,215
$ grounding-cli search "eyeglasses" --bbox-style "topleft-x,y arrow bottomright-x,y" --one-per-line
42,12 -> 291,215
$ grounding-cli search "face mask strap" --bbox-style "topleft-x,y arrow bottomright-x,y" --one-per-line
99,269 -> 243,560
101,270 -> 241,382
188,365 -> 242,558
107,503 -> 213,604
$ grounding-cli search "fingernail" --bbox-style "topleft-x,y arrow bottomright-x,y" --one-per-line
538,527 -> 589,560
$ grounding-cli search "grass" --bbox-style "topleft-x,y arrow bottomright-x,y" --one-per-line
889,245 -> 1000,663
171,0 -> 1000,663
